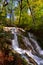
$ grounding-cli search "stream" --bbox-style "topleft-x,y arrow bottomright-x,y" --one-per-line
10,27 -> 43,65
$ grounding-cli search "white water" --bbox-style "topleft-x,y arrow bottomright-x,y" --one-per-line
11,28 -> 43,65
28,33 -> 43,55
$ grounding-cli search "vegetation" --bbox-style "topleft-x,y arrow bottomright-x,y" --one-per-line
0,0 -> 43,65
0,0 -> 43,30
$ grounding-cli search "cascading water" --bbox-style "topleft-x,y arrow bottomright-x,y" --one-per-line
11,28 -> 26,54
11,27 -> 43,65
11,28 -> 19,49
28,33 -> 43,56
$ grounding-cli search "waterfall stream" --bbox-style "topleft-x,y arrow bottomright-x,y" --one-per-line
11,28 -> 43,65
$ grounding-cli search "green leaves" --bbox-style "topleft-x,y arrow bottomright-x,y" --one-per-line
0,0 -> 43,30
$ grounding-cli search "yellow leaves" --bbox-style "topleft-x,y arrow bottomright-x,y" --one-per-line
1,10 -> 5,16
0,25 -> 4,29
1,7 -> 6,16
30,0 -> 43,13
31,0 -> 42,7
37,0 -> 43,6
1,13 -> 5,16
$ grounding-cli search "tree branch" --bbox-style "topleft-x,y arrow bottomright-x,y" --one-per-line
27,0 -> 35,24
19,0 -> 22,24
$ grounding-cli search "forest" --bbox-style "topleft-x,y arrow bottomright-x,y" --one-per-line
0,0 -> 43,65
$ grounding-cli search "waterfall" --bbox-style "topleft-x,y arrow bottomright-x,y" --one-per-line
12,31 -> 19,49
28,33 -> 41,50
28,33 -> 43,56
11,28 -> 43,65
11,28 -> 26,54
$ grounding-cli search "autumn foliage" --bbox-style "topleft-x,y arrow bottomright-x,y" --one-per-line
0,50 -> 14,65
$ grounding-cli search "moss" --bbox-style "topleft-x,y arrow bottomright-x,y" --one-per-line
17,35 -> 28,50
0,31 -> 14,39
13,53 -> 28,65
21,58 -> 28,65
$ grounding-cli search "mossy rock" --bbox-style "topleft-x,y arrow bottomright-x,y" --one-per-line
17,35 -> 28,50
